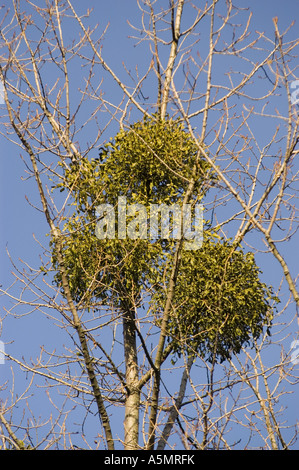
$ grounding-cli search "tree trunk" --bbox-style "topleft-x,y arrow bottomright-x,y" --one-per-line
123,308 -> 140,450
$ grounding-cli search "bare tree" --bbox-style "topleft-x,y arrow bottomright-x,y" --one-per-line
0,0 -> 298,450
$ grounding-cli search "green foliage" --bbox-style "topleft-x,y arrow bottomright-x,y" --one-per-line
53,115 -> 209,304
98,114 -> 211,206
154,238 -> 277,363
51,114 -> 277,363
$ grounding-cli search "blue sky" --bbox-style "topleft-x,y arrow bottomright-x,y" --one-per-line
0,0 -> 298,449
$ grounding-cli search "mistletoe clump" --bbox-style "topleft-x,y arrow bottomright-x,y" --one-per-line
98,114 -> 212,206
52,115 -> 210,304
154,238 -> 277,363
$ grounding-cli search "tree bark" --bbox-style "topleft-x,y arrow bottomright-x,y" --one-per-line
123,307 -> 140,450
156,355 -> 194,450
